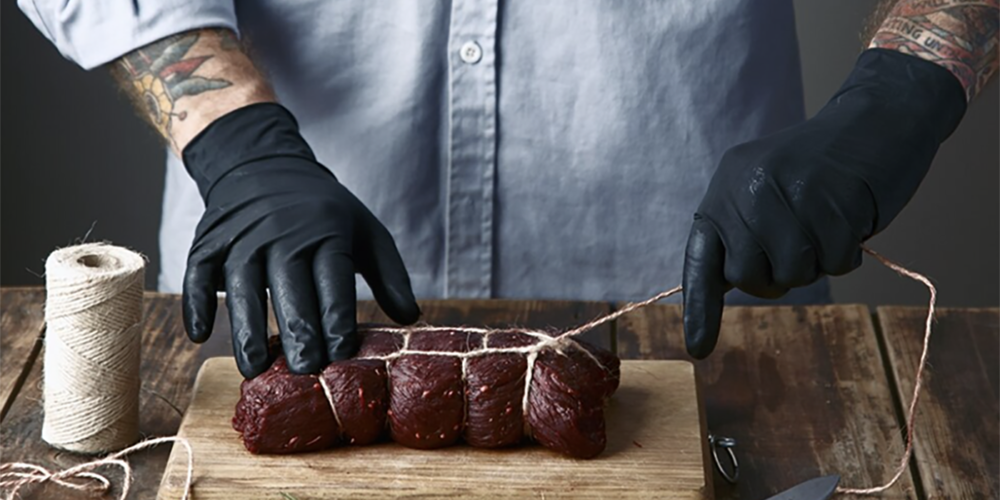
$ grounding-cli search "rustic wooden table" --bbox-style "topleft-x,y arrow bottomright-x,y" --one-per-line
1,287 -> 996,499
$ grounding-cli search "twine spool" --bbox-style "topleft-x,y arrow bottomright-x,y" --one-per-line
42,243 -> 145,454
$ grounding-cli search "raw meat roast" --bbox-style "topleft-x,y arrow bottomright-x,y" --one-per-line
232,327 -> 621,459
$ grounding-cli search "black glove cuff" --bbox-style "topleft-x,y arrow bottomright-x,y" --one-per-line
837,49 -> 967,143
828,49 -> 968,234
182,103 -> 321,200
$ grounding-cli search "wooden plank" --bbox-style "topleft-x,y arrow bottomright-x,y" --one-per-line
0,292 -> 225,500
877,306 -> 999,499
0,288 -> 46,421
616,304 -> 920,500
159,358 -> 707,499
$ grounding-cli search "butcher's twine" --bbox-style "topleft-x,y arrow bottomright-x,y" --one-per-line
834,247 -> 935,495
358,246 -> 935,496
42,243 -> 146,453
1,245 -> 934,498
0,437 -> 192,500
354,287 -> 677,432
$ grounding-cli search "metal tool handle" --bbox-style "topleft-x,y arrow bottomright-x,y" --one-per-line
709,434 -> 739,484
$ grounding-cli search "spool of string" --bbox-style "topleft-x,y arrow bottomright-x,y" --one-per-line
42,243 -> 146,454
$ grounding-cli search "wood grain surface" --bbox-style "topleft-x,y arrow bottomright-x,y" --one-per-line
615,304 -> 920,500
877,306 -> 999,500
0,288 -> 46,421
3,288 -> 995,500
0,293 -> 229,500
159,358 -> 708,499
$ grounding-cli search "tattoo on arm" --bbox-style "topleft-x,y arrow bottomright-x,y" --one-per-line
867,0 -> 1000,100
218,30 -> 241,51
112,29 -> 274,152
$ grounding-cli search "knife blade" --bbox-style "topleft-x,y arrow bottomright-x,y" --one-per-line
764,475 -> 840,500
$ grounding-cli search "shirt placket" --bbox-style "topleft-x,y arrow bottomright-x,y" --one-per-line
444,0 -> 499,298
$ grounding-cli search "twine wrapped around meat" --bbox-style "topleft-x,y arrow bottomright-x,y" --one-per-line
232,288 -> 681,459
233,326 -> 622,458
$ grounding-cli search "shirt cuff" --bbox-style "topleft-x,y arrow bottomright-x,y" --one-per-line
18,0 -> 238,70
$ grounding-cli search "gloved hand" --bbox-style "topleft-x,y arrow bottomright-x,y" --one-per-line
683,49 -> 966,359
181,103 -> 421,378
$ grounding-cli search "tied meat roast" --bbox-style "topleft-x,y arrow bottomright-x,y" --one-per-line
232,328 -> 621,458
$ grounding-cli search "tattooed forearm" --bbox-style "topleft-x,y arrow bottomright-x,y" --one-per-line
111,29 -> 275,153
867,0 -> 1000,100
115,32 -> 231,139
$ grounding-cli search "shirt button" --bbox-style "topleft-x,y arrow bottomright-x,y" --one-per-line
459,41 -> 483,64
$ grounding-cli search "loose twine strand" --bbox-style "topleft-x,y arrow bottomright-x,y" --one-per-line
0,245 -> 933,498
0,436 -> 192,500
835,246 -> 936,495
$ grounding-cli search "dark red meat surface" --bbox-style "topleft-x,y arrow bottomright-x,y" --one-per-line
232,328 -> 620,458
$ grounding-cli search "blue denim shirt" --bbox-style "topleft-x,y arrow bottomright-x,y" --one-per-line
21,0 -> 830,304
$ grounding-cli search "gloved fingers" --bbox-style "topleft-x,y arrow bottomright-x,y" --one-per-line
313,239 -> 359,361
805,193 -> 867,276
224,260 -> 271,379
744,186 -> 822,289
267,249 -> 327,374
182,248 -> 223,344
683,216 -> 732,359
820,238 -> 863,276
769,239 -> 821,288
719,220 -> 788,300
791,176 -> 877,276
357,219 -> 421,326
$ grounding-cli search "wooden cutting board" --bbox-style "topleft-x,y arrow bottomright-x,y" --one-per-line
158,357 -> 710,499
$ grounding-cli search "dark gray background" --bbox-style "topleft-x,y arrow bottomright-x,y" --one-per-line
2,2 -> 997,306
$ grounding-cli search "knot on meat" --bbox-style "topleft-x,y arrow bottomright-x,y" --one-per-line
233,327 -> 621,458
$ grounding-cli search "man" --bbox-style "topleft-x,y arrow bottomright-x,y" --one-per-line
20,1 -> 997,378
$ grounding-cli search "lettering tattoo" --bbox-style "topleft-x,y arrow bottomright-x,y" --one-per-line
114,31 -> 234,148
869,0 -> 999,100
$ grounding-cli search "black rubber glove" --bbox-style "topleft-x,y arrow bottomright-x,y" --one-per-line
181,103 -> 421,378
683,49 -> 967,359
